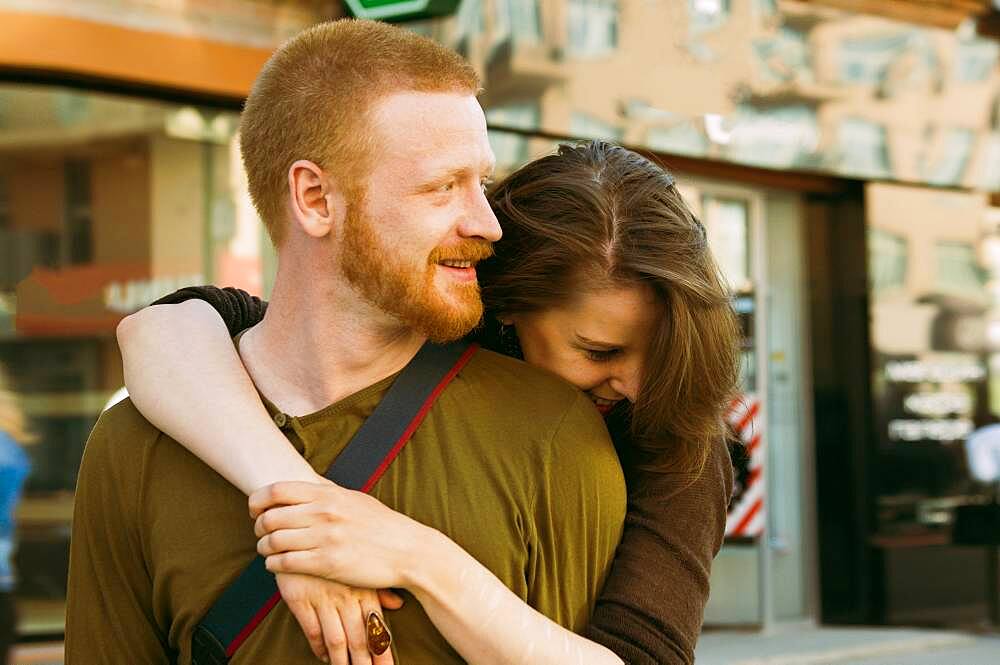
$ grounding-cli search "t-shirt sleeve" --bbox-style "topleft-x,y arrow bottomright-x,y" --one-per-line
583,436 -> 734,665
151,285 -> 268,336
65,404 -> 171,665
526,391 -> 626,632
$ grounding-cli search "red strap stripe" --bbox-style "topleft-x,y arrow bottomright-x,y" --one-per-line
361,343 -> 478,493
225,590 -> 282,657
223,343 -> 477,656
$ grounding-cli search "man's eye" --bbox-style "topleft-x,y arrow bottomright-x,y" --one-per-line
438,181 -> 455,193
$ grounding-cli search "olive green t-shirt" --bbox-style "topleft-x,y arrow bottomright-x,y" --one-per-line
65,348 -> 626,664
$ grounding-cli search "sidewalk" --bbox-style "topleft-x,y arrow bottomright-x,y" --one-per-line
10,627 -> 1000,665
697,624 -> 1000,665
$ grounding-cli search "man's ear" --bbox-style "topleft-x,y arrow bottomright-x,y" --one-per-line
288,160 -> 347,239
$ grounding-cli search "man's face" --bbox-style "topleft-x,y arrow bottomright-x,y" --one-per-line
339,91 -> 501,342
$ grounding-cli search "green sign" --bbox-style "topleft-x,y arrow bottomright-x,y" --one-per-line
343,0 -> 461,22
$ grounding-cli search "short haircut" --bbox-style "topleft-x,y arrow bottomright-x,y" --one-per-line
240,19 -> 481,245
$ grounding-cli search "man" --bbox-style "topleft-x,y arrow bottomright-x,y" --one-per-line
65,19 -> 625,665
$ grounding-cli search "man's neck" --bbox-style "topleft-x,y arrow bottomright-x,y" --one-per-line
238,269 -> 426,416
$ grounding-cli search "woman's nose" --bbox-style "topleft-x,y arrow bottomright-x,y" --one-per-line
609,374 -> 640,403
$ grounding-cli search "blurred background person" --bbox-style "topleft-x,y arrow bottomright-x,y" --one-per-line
0,363 -> 32,664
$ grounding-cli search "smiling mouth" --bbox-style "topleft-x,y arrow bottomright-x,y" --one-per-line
438,259 -> 475,269
588,395 -> 621,413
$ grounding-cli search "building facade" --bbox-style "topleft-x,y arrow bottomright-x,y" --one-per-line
0,0 -> 998,638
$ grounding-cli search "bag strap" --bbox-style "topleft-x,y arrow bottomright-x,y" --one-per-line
191,341 -> 478,665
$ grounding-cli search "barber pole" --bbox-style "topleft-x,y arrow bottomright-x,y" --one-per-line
725,394 -> 765,538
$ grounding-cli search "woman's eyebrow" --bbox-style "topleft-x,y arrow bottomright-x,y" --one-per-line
575,334 -> 623,349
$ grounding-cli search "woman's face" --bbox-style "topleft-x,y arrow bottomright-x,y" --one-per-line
509,284 -> 658,415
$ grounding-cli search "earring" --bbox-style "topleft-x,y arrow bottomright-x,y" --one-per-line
498,322 -> 524,359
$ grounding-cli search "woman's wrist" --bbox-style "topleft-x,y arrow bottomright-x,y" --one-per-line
399,525 -> 459,599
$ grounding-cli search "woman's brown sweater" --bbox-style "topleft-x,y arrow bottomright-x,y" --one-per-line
150,285 -> 734,665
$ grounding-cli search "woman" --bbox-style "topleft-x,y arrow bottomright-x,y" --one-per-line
0,363 -> 32,664
118,141 -> 740,665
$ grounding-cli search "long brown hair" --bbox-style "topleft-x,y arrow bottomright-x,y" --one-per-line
480,141 -> 740,474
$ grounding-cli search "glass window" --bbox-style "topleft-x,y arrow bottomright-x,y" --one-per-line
569,112 -> 623,141
487,104 -> 541,170
869,228 -> 908,295
689,0 -> 731,33
727,105 -> 819,169
838,118 -> 891,178
923,129 -> 975,187
647,121 -> 710,158
702,196 -> 751,293
567,0 -> 618,58
838,32 -> 911,85
0,83 -> 257,636
868,183 -> 994,543
953,38 -> 999,83
491,0 -> 542,51
936,241 -> 985,295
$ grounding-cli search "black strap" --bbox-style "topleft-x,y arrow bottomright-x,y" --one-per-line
192,341 -> 477,664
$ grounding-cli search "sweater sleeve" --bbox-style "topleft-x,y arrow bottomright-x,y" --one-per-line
583,436 -> 734,665
150,285 -> 268,337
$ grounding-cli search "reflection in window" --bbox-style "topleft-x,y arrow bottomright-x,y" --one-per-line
491,0 -> 541,51
936,241 -> 984,295
487,104 -> 540,169
456,0 -> 484,41
689,0 -> 730,33
64,161 -> 93,266
567,0 -> 618,58
570,112 -> 623,141
869,228 -> 908,294
838,118 -> 891,178
978,133 -> 1000,191
954,38 -> 999,83
752,27 -> 811,85
702,196 -> 751,293
838,32 -> 910,85
647,121 -> 709,157
923,129 -> 974,186
753,0 -> 777,17
727,105 -> 819,169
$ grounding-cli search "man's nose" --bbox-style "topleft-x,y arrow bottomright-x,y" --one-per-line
458,189 -> 502,242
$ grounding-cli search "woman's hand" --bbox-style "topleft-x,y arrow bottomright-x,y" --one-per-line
275,572 -> 403,665
250,481 -> 433,590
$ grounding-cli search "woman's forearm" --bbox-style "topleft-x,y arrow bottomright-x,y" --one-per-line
117,299 -> 321,494
405,529 -> 624,665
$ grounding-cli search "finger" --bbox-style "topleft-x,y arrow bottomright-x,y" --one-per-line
257,527 -> 318,557
361,593 -> 395,665
266,551 -> 326,578
284,599 -> 328,663
316,602 -> 349,665
376,589 -> 405,611
339,596 -> 373,665
248,481 -> 329,517
254,503 -> 321,538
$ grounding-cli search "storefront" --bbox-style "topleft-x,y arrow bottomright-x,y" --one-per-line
1,0 -> 999,639
0,0 -> 336,635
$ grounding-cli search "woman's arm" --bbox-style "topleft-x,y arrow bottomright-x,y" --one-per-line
253,481 -> 625,665
584,437 -> 735,665
412,530 -> 625,665
117,298 -> 321,494
117,294 -> 398,664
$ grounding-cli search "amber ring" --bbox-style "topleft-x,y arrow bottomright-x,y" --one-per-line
366,611 -> 392,656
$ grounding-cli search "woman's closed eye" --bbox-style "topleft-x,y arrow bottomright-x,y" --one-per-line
584,348 -> 621,363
